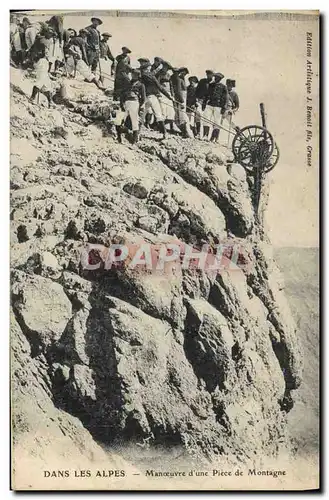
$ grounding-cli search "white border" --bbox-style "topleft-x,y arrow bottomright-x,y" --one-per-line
2,1 -> 326,498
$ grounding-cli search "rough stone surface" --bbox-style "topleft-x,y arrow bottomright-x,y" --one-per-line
10,67 -> 302,467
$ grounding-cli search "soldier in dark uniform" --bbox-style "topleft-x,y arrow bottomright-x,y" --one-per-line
100,33 -> 115,62
203,72 -> 228,142
117,69 -> 146,144
84,17 -> 102,73
113,47 -> 132,101
186,76 -> 199,136
139,57 -> 174,139
195,69 -> 214,138
226,79 -> 240,113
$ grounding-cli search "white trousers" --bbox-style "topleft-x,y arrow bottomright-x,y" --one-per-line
203,105 -> 223,130
25,25 -> 40,50
123,100 -> 139,131
159,95 -> 175,121
145,94 -> 163,121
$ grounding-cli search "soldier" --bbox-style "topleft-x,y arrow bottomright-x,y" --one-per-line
30,46 -> 56,108
203,72 -> 228,142
195,69 -> 214,138
117,69 -> 146,144
151,57 -> 164,77
158,61 -> 176,133
84,17 -> 103,73
171,67 -> 193,138
100,32 -> 115,70
99,32 -> 115,81
10,14 -> 23,66
113,47 -> 132,101
138,57 -> 174,139
186,76 -> 199,136
226,79 -> 240,113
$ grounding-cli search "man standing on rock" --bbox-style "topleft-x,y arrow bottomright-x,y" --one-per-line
151,56 -> 164,78
158,61 -> 177,133
226,79 -> 240,114
186,76 -> 199,136
85,17 -> 102,74
117,69 -> 146,144
100,32 -> 115,76
195,69 -> 214,139
113,47 -> 132,100
202,72 -> 228,142
138,57 -> 174,139
170,67 -> 193,138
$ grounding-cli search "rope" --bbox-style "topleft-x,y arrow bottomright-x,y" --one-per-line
86,68 -> 238,136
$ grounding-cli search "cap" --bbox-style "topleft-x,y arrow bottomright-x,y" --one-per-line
79,28 -> 88,35
91,17 -> 103,25
154,56 -> 164,62
138,57 -> 151,67
161,60 -> 172,69
102,32 -> 112,38
214,72 -> 225,80
206,69 -> 214,75
178,66 -> 189,74
189,76 -> 199,83
122,46 -> 131,54
131,68 -> 141,76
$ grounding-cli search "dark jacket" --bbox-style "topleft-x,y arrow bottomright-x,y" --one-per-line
47,15 -> 64,43
85,25 -> 101,51
228,89 -> 240,110
186,84 -> 197,109
100,40 -> 114,61
170,73 -> 186,103
120,76 -> 146,106
205,81 -> 228,109
116,53 -> 131,68
69,36 -> 88,64
140,70 -> 172,99
195,77 -> 212,100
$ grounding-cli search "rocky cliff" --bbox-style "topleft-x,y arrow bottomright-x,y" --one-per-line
10,67 -> 302,485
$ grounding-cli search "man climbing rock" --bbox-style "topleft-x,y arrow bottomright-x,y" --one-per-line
30,46 -> 56,108
158,61 -> 177,133
117,69 -> 146,144
84,17 -> 102,73
171,67 -> 193,138
100,32 -> 115,76
195,69 -> 214,139
226,78 -> 240,113
139,57 -> 174,139
113,47 -> 132,100
203,72 -> 228,142
186,76 -> 199,136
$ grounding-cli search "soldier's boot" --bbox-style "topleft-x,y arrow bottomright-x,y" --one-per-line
30,85 -> 39,103
145,113 -> 153,129
210,128 -> 218,142
116,125 -> 122,143
44,91 -> 55,108
158,121 -> 167,139
180,123 -> 188,138
211,128 -> 220,142
203,125 -> 210,140
132,131 -> 139,144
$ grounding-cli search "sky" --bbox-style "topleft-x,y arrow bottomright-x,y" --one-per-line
26,11 -> 319,247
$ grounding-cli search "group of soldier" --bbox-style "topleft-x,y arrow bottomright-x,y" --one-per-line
10,13 -> 240,145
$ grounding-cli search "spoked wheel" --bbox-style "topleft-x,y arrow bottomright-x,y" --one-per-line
263,141 -> 280,173
232,125 -> 275,172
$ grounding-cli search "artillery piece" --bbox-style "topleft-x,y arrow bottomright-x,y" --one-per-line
231,104 -> 280,174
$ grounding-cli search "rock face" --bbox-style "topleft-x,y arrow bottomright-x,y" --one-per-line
10,67 -> 302,467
